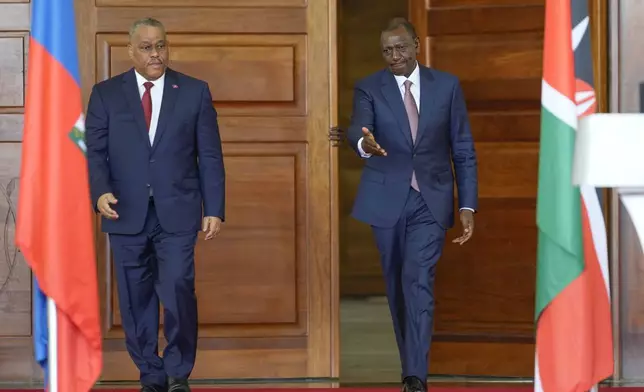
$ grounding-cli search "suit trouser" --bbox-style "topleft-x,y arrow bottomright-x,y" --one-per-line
109,199 -> 198,387
371,188 -> 446,381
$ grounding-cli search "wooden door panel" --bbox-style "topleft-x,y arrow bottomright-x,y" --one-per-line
95,0 -> 307,7
95,8 -> 306,34
108,143 -> 307,331
97,34 -> 306,110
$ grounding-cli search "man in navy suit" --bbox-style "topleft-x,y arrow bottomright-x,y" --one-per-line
86,17 -> 225,392
347,18 -> 478,392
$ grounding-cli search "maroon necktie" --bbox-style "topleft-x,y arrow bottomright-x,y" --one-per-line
141,81 -> 154,131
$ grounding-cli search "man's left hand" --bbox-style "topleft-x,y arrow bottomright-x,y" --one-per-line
329,126 -> 345,147
452,209 -> 474,245
202,216 -> 222,240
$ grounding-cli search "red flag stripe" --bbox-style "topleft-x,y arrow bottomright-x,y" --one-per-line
16,32 -> 102,392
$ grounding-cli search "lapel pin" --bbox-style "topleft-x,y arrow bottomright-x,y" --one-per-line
172,84 -> 179,89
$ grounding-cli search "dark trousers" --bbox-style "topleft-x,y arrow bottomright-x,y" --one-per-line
109,199 -> 198,387
371,188 -> 446,381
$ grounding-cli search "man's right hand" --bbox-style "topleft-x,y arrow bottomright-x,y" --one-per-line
360,127 -> 387,156
97,192 -> 119,220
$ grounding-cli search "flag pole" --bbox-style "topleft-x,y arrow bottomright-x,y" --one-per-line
47,297 -> 58,392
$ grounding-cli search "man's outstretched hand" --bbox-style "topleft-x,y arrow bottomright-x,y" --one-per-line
360,127 -> 387,156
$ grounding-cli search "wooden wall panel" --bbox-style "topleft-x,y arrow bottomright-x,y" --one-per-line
0,0 -> 338,383
0,1 -> 39,382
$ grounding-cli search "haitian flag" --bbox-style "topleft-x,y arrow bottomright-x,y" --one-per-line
15,0 -> 103,390
534,0 -> 613,391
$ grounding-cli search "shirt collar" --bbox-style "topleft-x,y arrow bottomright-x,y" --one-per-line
393,61 -> 420,89
134,69 -> 165,89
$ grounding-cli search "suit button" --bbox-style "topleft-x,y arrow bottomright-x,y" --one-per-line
146,183 -> 150,188
149,159 -> 155,163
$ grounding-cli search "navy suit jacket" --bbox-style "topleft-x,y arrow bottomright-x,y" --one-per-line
86,68 -> 225,235
348,65 -> 477,229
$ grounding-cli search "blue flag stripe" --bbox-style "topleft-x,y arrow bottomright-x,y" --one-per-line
31,0 -> 80,84
32,275 -> 49,383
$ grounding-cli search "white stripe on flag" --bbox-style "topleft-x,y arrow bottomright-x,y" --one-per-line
579,185 -> 610,298
47,297 -> 58,392
534,353 -> 543,392
541,79 -> 577,129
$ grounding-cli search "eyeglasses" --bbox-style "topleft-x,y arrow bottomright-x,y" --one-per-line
138,42 -> 167,54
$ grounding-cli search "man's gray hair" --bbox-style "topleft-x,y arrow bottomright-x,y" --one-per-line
129,17 -> 166,41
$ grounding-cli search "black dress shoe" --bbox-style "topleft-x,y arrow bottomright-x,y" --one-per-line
168,377 -> 191,392
140,385 -> 167,392
402,376 -> 427,392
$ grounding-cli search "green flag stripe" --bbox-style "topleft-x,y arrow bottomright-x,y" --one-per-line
535,106 -> 584,319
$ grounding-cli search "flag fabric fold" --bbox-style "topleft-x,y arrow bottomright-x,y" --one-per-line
16,0 -> 103,390
535,1 -> 613,391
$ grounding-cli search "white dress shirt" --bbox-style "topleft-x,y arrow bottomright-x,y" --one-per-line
357,63 -> 420,157
134,70 -> 164,196
356,62 -> 473,212
134,70 -> 165,145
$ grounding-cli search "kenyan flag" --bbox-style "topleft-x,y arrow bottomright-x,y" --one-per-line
535,1 -> 613,391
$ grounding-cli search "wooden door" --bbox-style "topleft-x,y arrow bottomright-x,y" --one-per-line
0,0 -> 339,383
402,0 -> 607,377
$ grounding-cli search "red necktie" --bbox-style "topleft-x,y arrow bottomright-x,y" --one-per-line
142,81 -> 154,131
